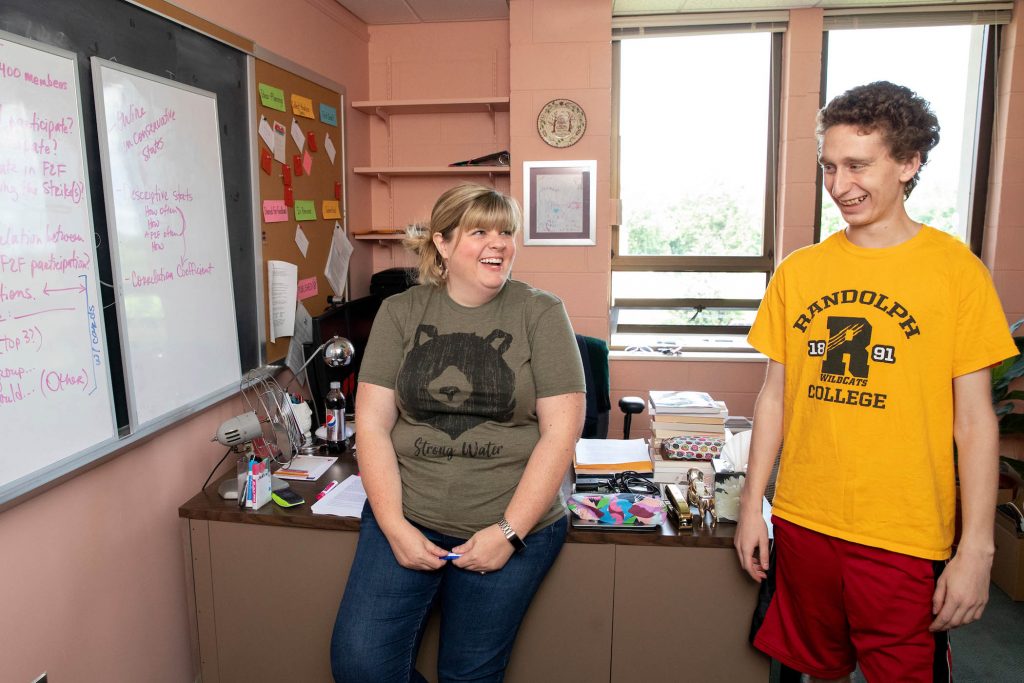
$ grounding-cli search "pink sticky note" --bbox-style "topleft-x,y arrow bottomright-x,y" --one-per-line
302,149 -> 313,176
263,200 -> 289,223
297,277 -> 319,301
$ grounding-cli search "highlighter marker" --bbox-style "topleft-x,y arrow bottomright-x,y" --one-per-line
316,480 -> 340,500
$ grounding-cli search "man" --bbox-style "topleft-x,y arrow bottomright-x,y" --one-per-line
735,81 -> 1017,682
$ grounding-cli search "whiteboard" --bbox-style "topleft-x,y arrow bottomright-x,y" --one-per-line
0,32 -> 117,489
92,58 -> 240,429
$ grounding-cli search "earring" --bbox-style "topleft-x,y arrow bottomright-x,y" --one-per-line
440,260 -> 448,281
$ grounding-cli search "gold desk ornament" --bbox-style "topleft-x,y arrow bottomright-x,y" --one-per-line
686,468 -> 718,528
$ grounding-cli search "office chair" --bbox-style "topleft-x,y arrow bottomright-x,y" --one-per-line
574,335 -> 645,439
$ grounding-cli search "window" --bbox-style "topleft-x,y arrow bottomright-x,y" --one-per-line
612,31 -> 780,351
819,24 -> 994,247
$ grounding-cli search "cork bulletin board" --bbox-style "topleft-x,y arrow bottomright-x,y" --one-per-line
253,57 -> 346,362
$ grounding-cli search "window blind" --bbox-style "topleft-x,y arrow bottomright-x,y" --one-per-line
824,3 -> 1012,30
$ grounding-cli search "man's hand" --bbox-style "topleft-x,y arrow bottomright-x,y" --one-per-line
383,520 -> 448,571
930,547 -> 992,631
452,524 -> 515,573
735,510 -> 770,582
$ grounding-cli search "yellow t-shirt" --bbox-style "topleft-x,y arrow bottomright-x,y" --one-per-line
748,226 -> 1017,560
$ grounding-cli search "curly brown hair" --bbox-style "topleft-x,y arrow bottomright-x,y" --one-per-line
816,81 -> 940,198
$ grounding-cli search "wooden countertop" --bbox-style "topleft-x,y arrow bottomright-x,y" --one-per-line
179,452 -> 739,549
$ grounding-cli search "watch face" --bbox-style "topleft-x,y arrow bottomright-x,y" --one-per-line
537,99 -> 586,148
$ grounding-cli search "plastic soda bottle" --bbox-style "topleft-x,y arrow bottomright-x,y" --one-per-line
325,381 -> 346,452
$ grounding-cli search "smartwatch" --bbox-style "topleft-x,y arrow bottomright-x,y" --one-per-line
498,517 -> 526,552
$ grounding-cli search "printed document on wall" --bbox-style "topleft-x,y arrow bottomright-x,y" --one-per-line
268,260 -> 298,342
285,302 -> 313,383
324,222 -> 353,297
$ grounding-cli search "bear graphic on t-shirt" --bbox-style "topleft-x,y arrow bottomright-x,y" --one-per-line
397,324 -> 516,439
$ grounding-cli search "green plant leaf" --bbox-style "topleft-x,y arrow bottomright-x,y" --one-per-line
993,319 -> 1024,435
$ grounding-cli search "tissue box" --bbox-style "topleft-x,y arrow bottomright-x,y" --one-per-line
712,456 -> 745,523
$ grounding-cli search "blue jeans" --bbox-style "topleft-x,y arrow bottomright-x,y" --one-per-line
330,502 -> 567,683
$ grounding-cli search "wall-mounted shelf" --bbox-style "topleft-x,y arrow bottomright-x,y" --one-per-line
354,93 -> 510,238
353,231 -> 405,243
354,166 -> 511,182
352,97 -> 510,121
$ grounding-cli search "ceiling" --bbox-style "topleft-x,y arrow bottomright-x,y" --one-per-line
333,0 -> 985,25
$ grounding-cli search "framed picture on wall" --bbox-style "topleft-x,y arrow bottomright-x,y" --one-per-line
523,160 -> 596,246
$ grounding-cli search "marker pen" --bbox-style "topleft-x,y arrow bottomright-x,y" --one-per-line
442,553 -> 461,561
316,480 -> 340,500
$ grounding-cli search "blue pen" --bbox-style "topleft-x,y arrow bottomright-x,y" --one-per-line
442,553 -> 461,561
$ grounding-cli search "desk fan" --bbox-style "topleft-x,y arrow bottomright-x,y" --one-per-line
212,371 -> 303,499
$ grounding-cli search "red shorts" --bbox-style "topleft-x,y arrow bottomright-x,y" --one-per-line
753,517 -> 951,682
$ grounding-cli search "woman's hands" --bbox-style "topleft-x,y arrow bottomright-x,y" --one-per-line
384,520 -> 515,573
383,520 -> 449,571
451,524 -> 515,573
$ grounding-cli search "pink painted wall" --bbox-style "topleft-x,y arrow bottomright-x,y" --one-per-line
508,0 -> 613,343
359,20 -> 512,275
777,9 -> 824,259
985,2 -> 1024,324
0,2 -> 369,682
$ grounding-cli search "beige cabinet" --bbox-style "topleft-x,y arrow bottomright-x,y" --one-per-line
182,517 -> 768,682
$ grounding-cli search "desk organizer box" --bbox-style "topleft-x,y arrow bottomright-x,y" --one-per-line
660,435 -> 725,460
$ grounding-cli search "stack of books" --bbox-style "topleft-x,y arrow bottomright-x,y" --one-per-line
648,390 -> 728,447
647,390 -> 729,490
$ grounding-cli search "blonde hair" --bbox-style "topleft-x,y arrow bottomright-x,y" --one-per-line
404,184 -> 522,287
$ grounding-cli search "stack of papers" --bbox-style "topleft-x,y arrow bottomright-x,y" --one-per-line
574,438 -> 653,475
311,475 -> 366,517
274,455 -> 336,481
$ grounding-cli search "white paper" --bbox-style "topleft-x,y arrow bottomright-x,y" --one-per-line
294,224 -> 309,258
275,454 -> 337,481
272,121 -> 288,163
311,474 -> 367,517
290,118 -> 305,153
285,302 -> 314,383
325,133 -> 337,164
574,438 -> 650,466
763,496 -> 774,539
324,222 -> 354,297
258,115 -> 275,149
268,260 -> 298,342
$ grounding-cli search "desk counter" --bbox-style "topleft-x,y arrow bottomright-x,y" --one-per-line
178,455 -> 768,682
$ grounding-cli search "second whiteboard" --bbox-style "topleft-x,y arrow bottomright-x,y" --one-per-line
92,58 -> 240,429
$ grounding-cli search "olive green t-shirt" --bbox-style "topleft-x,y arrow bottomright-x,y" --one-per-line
359,279 -> 586,538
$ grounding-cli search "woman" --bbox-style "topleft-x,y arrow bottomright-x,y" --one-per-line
331,184 -> 585,682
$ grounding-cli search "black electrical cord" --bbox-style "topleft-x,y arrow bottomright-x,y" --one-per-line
608,470 -> 661,496
201,447 -> 234,493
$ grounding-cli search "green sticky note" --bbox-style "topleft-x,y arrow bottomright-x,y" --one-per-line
294,200 -> 316,221
258,83 -> 286,112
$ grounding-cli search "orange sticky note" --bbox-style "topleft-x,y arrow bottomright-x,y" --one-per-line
291,94 -> 315,119
322,200 -> 341,219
